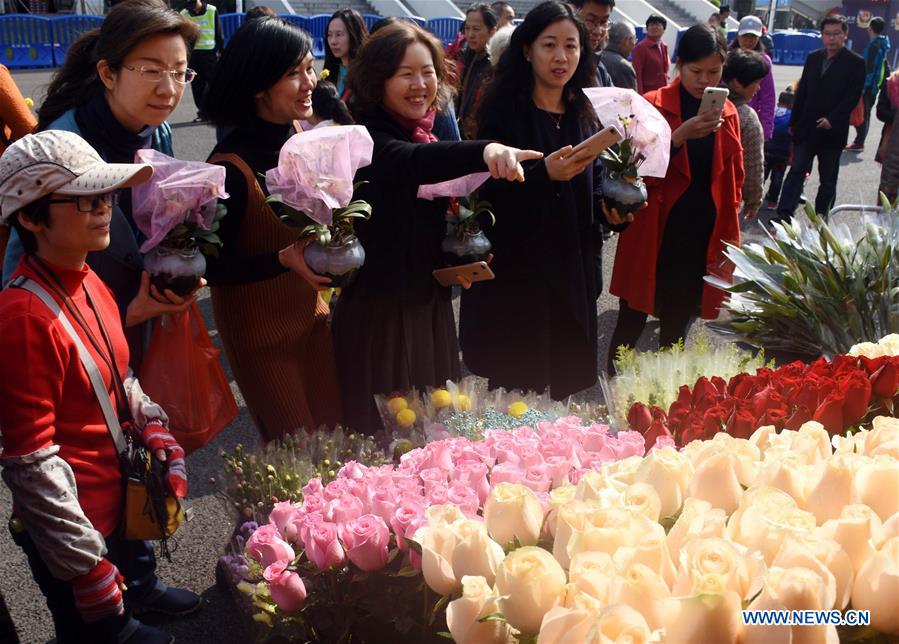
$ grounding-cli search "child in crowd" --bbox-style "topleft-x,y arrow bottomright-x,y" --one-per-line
765,89 -> 794,209
723,49 -> 768,221
308,80 -> 354,129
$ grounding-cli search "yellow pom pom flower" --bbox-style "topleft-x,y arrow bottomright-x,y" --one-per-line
430,388 -> 452,409
507,401 -> 529,419
396,408 -> 417,428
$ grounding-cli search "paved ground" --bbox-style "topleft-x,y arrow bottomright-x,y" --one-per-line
0,64 -> 885,643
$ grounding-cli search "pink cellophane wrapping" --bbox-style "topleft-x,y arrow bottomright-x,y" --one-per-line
417,172 -> 491,201
264,126 -> 374,226
132,149 -> 228,252
583,87 -> 671,178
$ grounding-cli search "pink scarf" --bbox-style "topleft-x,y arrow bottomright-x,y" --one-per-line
385,107 -> 437,143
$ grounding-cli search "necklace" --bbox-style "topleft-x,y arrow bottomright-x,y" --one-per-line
546,111 -> 563,130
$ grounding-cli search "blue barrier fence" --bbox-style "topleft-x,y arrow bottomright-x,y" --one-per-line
0,13 -> 820,69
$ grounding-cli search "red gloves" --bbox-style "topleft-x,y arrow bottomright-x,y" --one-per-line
141,419 -> 187,498
71,558 -> 124,624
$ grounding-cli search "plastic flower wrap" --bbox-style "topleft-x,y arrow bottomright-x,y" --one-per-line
583,87 -> 671,178
265,125 -> 373,225
417,171 -> 491,201
132,149 -> 228,252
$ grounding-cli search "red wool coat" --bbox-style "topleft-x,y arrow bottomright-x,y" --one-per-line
610,77 -> 744,320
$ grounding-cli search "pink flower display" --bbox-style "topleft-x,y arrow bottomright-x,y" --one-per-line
263,560 -> 307,612
245,523 -> 295,568
340,514 -> 391,572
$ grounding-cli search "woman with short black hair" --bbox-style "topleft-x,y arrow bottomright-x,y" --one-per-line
323,8 -> 368,98
203,16 -> 342,441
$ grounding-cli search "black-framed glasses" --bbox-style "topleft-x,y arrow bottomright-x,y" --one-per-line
121,64 -> 197,85
49,192 -> 119,213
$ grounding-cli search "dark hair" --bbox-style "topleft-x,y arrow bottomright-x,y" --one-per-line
37,0 -> 198,130
348,21 -> 453,120
323,9 -> 369,82
369,16 -> 398,34
311,80 -> 355,125
245,6 -> 276,21
202,17 -> 311,128
491,1 -> 512,13
569,0 -> 615,8
820,15 -> 848,33
870,17 -> 886,35
10,196 -> 51,256
723,49 -> 769,86
476,1 -> 598,132
645,13 -> 667,29
777,89 -> 794,107
719,4 -> 730,13
676,24 -> 727,64
729,31 -> 764,52
466,3 -> 499,31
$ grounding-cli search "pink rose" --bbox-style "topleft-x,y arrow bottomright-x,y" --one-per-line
544,456 -> 572,488
490,461 -> 524,486
391,500 -> 425,551
452,461 -> 490,506
392,475 -> 423,496
370,486 -> 399,525
447,481 -> 480,516
322,478 -> 351,501
301,493 -> 324,515
268,501 -> 302,543
338,460 -> 367,480
513,443 -> 544,469
493,439 -> 521,465
302,477 -> 323,498
263,560 -> 306,612
427,484 -> 449,506
305,521 -> 346,571
582,426 -> 611,452
521,463 -> 551,494
324,494 -> 365,524
419,467 -> 448,493
298,511 -> 324,546
341,514 -> 390,572
601,431 -> 645,460
246,523 -> 295,568
422,441 -> 455,472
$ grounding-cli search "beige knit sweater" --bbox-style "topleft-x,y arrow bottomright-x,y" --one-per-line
730,92 -> 765,216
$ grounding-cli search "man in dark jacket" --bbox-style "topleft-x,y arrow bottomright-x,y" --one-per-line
599,21 -> 637,90
572,0 -> 616,87
773,15 -> 865,222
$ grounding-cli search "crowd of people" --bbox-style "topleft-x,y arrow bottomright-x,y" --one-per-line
0,0 -> 885,641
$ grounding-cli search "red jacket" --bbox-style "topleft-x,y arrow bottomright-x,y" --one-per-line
632,37 -> 669,95
0,259 -> 127,536
610,77 -> 744,320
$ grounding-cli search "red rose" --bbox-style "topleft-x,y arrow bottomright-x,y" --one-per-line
702,405 -> 729,436
839,373 -> 871,427
725,407 -> 756,439
727,372 -> 756,399
764,408 -> 787,430
813,395 -> 845,434
870,361 -> 899,400
627,402 -> 653,433
642,419 -> 673,451
711,376 -> 727,395
692,377 -> 720,408
783,404 -> 812,431
791,382 -> 821,411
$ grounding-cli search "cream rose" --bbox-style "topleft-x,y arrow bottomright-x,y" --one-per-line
884,511 -> 899,540
552,500 -> 588,570
593,604 -> 654,644
672,537 -> 765,602
753,451 -> 810,506
851,536 -> 899,635
575,470 -> 622,507
537,607 -> 594,644
686,450 -> 746,515
666,498 -> 727,554
426,503 -> 466,527
740,566 -> 838,644
495,546 -> 567,635
864,416 -> 899,458
446,575 -> 513,644
684,432 -> 760,486
748,424 -> 777,456
661,573 -> 742,644
854,456 -> 899,522
817,504 -> 885,574
565,507 -> 663,564
804,455 -> 855,524
773,533 -> 854,610
726,486 -> 816,564
563,575 -> 608,613
601,454 -> 644,487
623,482 -> 662,523
634,446 -> 693,519
545,485 -> 577,537
451,519 -> 506,586
612,562 -> 670,631
413,524 -> 459,596
484,483 -> 544,547
568,551 -> 615,584
613,532 -> 677,591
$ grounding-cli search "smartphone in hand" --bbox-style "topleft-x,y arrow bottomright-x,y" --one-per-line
698,87 -> 729,118
570,124 -> 623,158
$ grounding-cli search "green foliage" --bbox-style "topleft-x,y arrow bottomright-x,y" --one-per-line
709,197 -> 899,357
162,203 -> 226,256
271,181 -> 372,246
446,190 -> 495,240
600,333 -> 769,428
598,115 -> 645,180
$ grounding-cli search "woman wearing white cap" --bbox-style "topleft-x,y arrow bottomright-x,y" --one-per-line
731,15 -> 776,139
0,130 -> 194,644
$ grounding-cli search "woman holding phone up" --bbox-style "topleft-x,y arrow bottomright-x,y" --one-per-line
460,0 -> 634,399
606,24 -> 743,373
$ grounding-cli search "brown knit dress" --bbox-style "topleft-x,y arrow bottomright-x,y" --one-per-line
207,153 -> 341,442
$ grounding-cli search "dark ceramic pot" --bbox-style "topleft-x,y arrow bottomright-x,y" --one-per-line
603,172 -> 648,215
143,244 -> 206,296
303,236 -> 366,288
441,230 -> 492,266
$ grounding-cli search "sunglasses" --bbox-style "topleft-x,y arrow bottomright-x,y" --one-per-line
48,191 -> 119,213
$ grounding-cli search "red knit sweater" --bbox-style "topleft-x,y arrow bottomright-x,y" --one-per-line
0,258 -> 128,537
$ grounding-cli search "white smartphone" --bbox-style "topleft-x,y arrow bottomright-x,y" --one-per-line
699,86 -> 729,118
570,124 -> 623,157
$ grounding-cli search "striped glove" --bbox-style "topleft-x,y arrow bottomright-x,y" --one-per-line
141,419 -> 188,498
71,558 -> 124,624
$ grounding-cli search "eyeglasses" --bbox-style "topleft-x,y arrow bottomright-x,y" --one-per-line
822,30 -> 845,38
49,192 -> 119,213
122,64 -> 197,85
583,17 -> 609,31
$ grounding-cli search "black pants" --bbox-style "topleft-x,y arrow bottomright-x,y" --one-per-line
853,90 -> 878,146
188,49 -> 217,116
10,521 -> 158,644
775,142 -> 842,220
764,156 -> 788,204
606,298 -> 697,374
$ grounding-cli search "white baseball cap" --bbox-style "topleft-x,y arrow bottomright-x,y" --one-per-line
738,16 -> 764,37
0,130 -> 153,224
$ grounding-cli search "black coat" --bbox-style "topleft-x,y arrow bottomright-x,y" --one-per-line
790,47 -> 866,150
331,111 -> 488,432
460,94 -> 615,399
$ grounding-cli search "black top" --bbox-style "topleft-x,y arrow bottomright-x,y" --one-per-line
204,115 -> 291,286
456,48 -> 491,129
344,110 -> 489,304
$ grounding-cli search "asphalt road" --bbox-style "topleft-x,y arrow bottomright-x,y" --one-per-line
0,64 -> 885,643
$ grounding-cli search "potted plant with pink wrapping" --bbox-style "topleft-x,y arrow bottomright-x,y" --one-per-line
265,126 -> 374,288
132,149 -> 228,296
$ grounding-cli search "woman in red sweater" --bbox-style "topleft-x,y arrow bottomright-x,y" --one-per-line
0,130 -> 197,644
